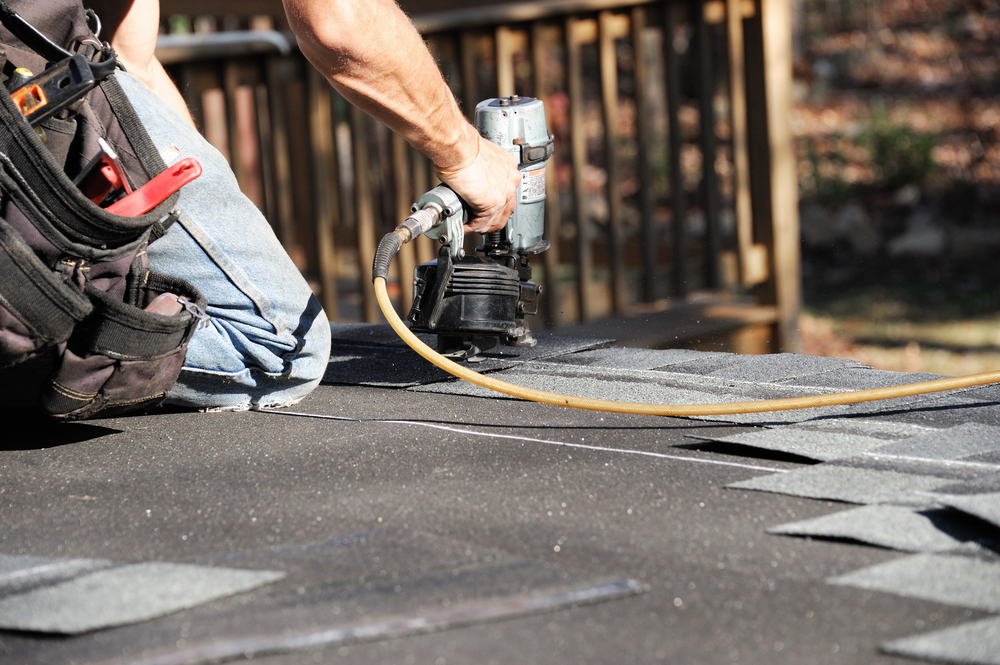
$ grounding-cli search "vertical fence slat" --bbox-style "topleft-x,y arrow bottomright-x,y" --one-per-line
393,133 -> 416,313
460,30 -> 480,120
266,58 -> 298,254
495,25 -> 516,97
531,21 -> 563,327
744,0 -> 800,351
664,1 -> 688,298
727,0 -> 756,286
697,0 -> 722,289
631,7 -> 657,304
256,79 -> 278,230
223,61 -> 247,191
350,105 -> 379,323
308,67 -> 339,319
178,63 -> 205,129
599,11 -> 626,314
566,17 -> 594,322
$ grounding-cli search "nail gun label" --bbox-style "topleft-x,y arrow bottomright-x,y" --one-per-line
520,167 -> 546,203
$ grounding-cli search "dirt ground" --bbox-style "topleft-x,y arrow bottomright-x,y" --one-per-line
792,0 -> 1000,375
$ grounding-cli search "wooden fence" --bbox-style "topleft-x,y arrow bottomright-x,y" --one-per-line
158,0 -> 800,353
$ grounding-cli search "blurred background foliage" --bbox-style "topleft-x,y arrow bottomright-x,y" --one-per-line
792,0 -> 1000,374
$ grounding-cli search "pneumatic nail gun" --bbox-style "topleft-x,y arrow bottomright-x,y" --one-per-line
402,96 -> 554,362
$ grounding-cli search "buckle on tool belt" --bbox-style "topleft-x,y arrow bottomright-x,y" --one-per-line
10,55 -> 97,127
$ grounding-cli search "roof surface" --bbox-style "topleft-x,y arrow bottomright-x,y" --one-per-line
2,324 -> 999,665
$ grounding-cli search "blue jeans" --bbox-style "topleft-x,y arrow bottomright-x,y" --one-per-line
118,72 -> 331,410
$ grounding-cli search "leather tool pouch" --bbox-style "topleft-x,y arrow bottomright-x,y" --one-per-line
0,4 -> 206,420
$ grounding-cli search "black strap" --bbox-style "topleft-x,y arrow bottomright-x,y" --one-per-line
148,210 -> 181,244
100,75 -> 168,179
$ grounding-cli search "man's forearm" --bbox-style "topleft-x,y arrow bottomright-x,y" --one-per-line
282,0 -> 477,171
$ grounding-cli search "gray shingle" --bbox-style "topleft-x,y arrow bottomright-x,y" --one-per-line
882,616 -> 1000,665
0,555 -> 111,596
829,553 -> 1000,613
930,492 -> 1000,530
706,353 -> 865,384
0,563 -> 285,634
768,505 -> 988,553
727,465 -> 950,505
544,347 -> 728,370
692,428 -> 890,462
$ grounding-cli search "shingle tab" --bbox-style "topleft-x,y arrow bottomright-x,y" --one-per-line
829,553 -> 1000,613
0,563 -> 284,634
930,492 -> 1000,530
692,428 -> 890,462
728,465 -> 949,505
768,505 -> 987,553
882,616 -> 1000,665
0,555 -> 111,596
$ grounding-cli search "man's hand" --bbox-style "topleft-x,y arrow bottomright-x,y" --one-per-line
434,135 -> 521,235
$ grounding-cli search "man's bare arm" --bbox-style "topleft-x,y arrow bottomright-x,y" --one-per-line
88,0 -> 196,127
282,0 -> 518,234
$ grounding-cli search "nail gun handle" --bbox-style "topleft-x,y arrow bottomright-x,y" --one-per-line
106,158 -> 202,217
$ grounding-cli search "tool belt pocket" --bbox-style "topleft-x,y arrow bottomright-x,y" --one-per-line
0,216 -> 91,367
39,270 -> 206,421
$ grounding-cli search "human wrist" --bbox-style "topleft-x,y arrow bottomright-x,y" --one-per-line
431,122 -> 482,174
435,136 -> 483,176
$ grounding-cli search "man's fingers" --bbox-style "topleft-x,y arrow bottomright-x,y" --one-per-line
465,191 -> 518,234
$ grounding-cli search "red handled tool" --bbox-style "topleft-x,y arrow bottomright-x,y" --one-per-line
107,157 -> 202,217
74,137 -> 133,205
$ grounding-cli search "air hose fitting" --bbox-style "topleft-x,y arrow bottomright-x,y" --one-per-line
372,229 -> 406,282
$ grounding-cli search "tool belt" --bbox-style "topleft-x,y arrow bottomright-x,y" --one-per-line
0,2 -> 206,420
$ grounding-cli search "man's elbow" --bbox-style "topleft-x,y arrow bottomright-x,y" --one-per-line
283,0 -> 364,60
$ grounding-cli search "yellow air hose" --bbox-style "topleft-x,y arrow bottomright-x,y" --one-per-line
374,275 -> 1000,417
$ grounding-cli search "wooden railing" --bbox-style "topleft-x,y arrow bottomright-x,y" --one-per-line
158,0 -> 800,352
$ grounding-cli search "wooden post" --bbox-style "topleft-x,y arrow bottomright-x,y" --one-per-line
599,11 -> 627,314
696,0 -> 722,289
307,67 -> 340,319
265,57 -> 297,252
176,63 -> 205,129
743,0 -> 800,351
664,2 -> 688,297
566,17 -> 594,322
531,21 -> 563,328
726,0 -> 759,288
495,25 -> 516,97
256,82 -> 277,231
460,31 -> 480,121
631,6 -> 658,304
393,133 -> 416,314
223,61 -> 247,192
350,105 -> 379,323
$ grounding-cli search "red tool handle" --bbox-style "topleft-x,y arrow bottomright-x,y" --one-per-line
107,158 -> 202,217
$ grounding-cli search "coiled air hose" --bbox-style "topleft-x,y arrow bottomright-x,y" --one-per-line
373,230 -> 1000,416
